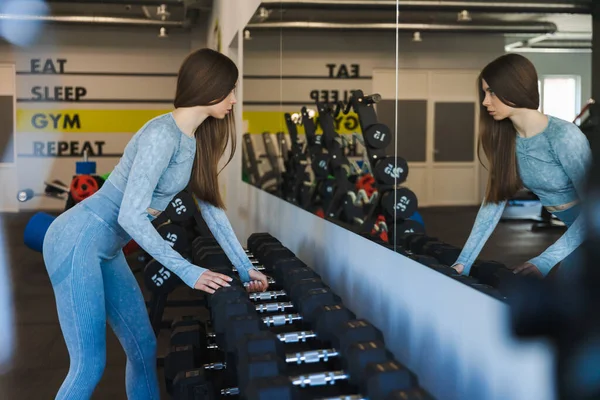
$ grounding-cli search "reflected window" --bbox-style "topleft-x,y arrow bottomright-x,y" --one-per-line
538,76 -> 580,122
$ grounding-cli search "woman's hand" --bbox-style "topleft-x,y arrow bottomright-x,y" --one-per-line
452,264 -> 465,274
509,262 -> 543,279
194,270 -> 233,294
245,269 -> 269,293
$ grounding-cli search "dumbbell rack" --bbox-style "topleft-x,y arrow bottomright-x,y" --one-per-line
282,113 -> 312,206
242,133 -> 281,195
298,107 -> 336,215
162,233 -> 435,400
343,90 -> 425,244
311,101 -> 364,224
395,231 -> 509,300
142,189 -> 220,338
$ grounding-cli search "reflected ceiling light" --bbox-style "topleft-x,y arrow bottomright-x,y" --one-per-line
158,26 -> 168,38
244,29 -> 252,40
458,10 -> 472,22
157,4 -> 170,21
412,31 -> 422,42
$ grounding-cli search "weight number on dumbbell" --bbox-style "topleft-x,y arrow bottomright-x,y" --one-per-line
373,157 -> 409,185
152,266 -> 172,287
166,232 -> 178,247
171,198 -> 187,216
364,123 -> 392,149
395,196 -> 411,212
382,189 -> 418,220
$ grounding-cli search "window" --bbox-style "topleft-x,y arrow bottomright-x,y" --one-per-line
538,75 -> 580,123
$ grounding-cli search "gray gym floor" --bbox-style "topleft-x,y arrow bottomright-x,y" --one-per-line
0,207 -> 563,399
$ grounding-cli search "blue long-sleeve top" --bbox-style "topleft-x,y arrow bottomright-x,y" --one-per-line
106,112 -> 256,288
455,115 -> 593,276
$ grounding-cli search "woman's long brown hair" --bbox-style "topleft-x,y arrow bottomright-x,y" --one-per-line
478,53 -> 540,204
174,48 -> 238,209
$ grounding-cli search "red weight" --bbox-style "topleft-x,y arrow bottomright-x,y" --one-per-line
356,174 -> 376,197
70,175 -> 99,202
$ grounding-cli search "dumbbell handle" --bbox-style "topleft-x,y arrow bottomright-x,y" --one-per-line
262,313 -> 302,327
220,370 -> 350,395
242,277 -> 276,288
277,330 -> 317,343
318,396 -> 365,400
292,370 -> 348,387
203,361 -> 226,370
255,301 -> 294,313
286,348 -> 338,364
249,290 -> 286,301
221,388 -> 240,396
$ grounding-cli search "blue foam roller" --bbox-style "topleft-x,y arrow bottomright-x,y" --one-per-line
76,161 -> 96,175
23,212 -> 56,253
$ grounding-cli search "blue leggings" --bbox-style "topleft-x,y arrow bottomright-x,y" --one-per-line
42,189 -> 159,399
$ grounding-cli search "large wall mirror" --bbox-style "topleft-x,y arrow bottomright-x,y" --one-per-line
241,0 -> 592,299
241,0 -> 409,247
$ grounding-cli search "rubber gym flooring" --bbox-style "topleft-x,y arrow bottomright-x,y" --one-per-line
0,207 -> 563,399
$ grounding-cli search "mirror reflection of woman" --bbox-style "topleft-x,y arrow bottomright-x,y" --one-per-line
452,54 -> 592,279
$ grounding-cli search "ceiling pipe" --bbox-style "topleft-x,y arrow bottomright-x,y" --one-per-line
246,21 -> 559,35
505,31 -> 591,51
0,14 -> 185,27
260,0 -> 591,14
507,47 -> 592,54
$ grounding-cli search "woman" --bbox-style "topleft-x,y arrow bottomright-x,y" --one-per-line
452,53 -> 592,279
42,48 -> 269,399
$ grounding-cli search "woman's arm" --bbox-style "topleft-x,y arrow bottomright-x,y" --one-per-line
527,128 -> 592,275
117,128 -> 208,289
195,198 -> 256,283
453,200 -> 507,275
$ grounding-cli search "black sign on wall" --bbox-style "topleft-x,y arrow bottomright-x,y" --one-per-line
0,96 -> 15,163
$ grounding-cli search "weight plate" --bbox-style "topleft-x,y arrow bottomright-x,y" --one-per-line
373,156 -> 409,185
70,174 -> 99,202
166,190 -> 196,222
364,123 -> 392,149
143,259 -> 181,294
157,223 -> 189,254
381,188 -> 419,220
394,187 -> 419,219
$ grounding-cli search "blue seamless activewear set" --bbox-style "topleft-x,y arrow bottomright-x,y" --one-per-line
453,115 -> 593,277
42,113 -> 256,399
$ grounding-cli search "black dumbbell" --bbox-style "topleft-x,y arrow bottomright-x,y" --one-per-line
193,233 -> 279,262
173,305 -> 399,399
143,259 -> 183,295
234,330 -> 395,395
207,276 -> 326,315
165,190 -> 197,223
169,277 -> 336,360
234,356 -> 419,400
192,236 -> 291,271
157,222 -> 190,255
421,241 -> 462,266
247,232 -> 282,254
172,316 -> 389,397
381,188 -> 419,220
